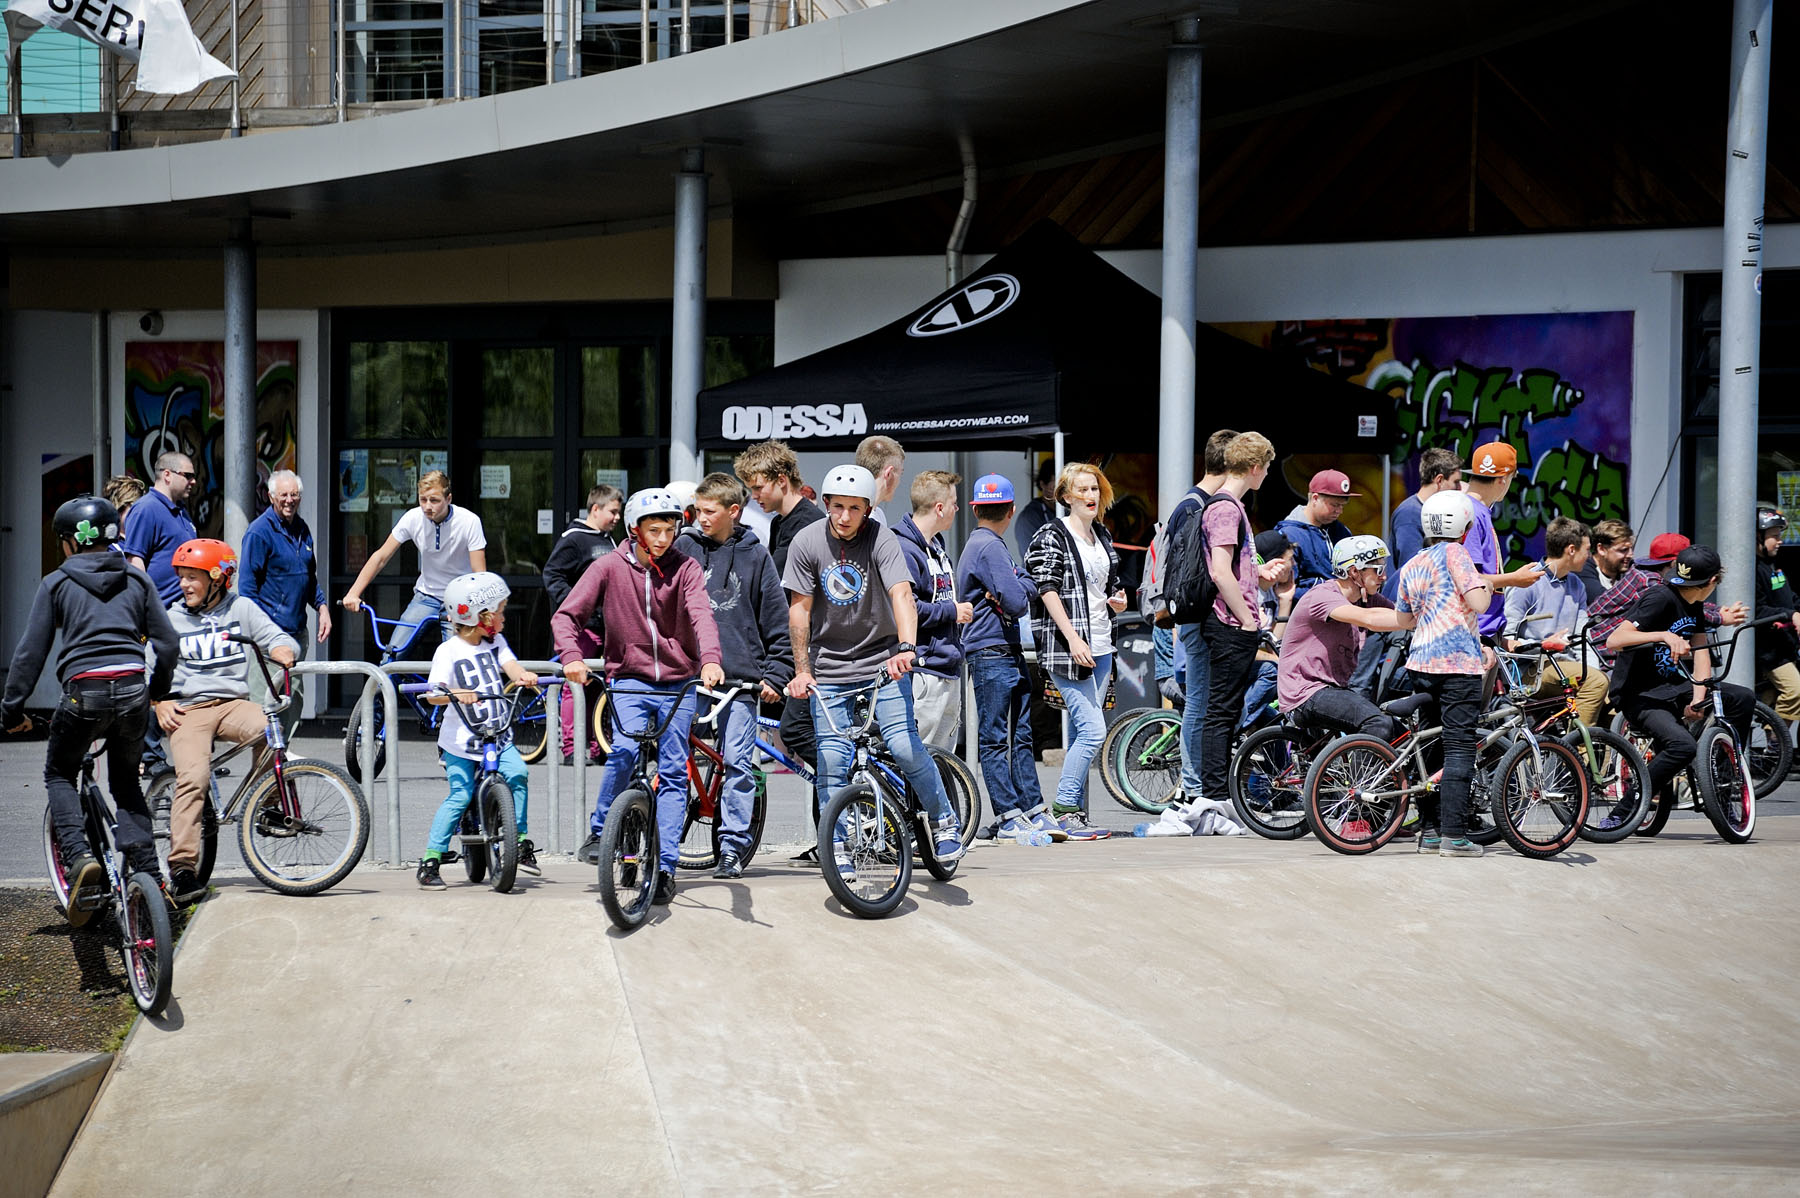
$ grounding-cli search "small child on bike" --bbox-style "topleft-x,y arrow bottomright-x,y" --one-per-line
674,473 -> 793,880
1606,545 -> 1757,809
158,539 -> 299,904
553,489 -> 724,905
416,571 -> 541,889
4,497 -> 178,923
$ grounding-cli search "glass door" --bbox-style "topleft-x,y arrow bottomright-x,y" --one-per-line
469,346 -> 561,644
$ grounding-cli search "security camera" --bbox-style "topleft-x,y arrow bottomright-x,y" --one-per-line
139,311 -> 164,336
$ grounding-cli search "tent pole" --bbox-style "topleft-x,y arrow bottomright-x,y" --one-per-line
669,146 -> 707,483
1157,18 -> 1201,518
9,45 -> 24,160
1381,453 -> 1391,538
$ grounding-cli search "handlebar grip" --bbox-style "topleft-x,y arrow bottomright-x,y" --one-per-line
398,682 -> 435,695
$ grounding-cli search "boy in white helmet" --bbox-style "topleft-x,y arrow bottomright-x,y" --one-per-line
416,571 -> 541,889
554,488 -> 723,905
783,463 -> 964,866
1277,535 -> 1415,742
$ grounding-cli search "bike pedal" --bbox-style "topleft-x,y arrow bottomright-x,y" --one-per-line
440,850 -> 462,863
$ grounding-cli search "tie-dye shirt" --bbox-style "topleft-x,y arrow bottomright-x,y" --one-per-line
1395,541 -> 1485,675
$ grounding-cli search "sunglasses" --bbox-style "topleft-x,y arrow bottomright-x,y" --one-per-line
167,469 -> 198,481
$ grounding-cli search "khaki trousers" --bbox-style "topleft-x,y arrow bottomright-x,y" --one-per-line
161,698 -> 267,870
1765,661 -> 1800,723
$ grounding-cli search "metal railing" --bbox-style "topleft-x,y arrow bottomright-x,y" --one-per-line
292,659 -> 401,855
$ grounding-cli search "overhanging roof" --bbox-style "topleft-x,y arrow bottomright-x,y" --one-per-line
0,0 -> 1601,251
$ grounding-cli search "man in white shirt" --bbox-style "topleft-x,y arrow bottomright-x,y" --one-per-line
340,469 -> 488,655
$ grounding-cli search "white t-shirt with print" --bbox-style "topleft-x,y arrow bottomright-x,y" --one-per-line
1064,516 -> 1114,658
392,505 -> 488,598
428,632 -> 518,759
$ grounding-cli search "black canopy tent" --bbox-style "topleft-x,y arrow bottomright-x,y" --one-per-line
697,219 -> 1391,463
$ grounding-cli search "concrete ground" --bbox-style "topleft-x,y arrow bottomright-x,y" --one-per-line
45,809 -> 1800,1195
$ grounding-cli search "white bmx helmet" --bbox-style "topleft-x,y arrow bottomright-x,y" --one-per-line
624,487 -> 684,529
820,464 -> 878,504
1331,534 -> 1391,577
443,571 -> 510,627
664,479 -> 698,514
1420,490 -> 1476,541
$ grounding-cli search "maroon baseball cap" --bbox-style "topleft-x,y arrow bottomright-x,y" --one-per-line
1635,533 -> 1690,566
1308,469 -> 1360,498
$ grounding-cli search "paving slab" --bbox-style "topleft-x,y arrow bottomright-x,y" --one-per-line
51,819 -> 1800,1195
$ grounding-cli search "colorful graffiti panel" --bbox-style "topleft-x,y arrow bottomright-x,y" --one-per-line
122,341 -> 299,538
1218,313 -> 1633,567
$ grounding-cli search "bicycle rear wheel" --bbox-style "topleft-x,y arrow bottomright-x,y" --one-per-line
1563,727 -> 1650,843
147,770 -> 219,888
238,761 -> 370,896
599,788 -> 659,930
1696,725 -> 1756,843
1493,739 -> 1589,858
510,684 -> 550,765
819,784 -> 912,918
1637,780 -> 1679,837
480,775 -> 519,892
590,691 -> 615,757
1747,701 -> 1792,798
1101,709 -> 1183,814
1229,725 -> 1313,840
1304,735 -> 1411,855
122,871 -> 173,1016
927,745 -> 981,851
460,806 -> 488,884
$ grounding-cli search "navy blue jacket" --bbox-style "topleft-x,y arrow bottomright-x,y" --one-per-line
955,526 -> 1038,654
1274,515 -> 1352,595
673,525 -> 794,692
239,506 -> 326,638
893,513 -> 965,678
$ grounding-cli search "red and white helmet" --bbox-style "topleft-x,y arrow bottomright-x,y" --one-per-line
442,572 -> 510,627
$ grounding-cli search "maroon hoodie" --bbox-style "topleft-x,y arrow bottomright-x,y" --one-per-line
551,539 -> 721,684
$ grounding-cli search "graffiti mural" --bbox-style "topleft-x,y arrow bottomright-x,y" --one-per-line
1219,313 -> 1634,568
123,341 -> 299,538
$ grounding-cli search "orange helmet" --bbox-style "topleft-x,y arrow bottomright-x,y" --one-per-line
170,539 -> 238,588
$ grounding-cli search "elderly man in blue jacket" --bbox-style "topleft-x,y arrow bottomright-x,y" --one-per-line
894,470 -> 973,751
240,470 -> 331,649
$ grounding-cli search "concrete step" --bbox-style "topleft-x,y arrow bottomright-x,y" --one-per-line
0,1052 -> 110,1198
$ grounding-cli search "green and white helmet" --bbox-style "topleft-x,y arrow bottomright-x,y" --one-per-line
1331,534 -> 1390,577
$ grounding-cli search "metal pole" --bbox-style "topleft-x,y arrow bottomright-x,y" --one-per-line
544,0 -> 555,82
680,0 -> 691,53
1381,452 -> 1391,534
223,219 -> 257,548
1158,19 -> 1201,520
230,0 -> 242,135
451,0 -> 463,97
567,0 -> 577,77
640,0 -> 649,63
336,0 -> 347,118
724,0 -> 733,43
9,45 -> 23,159
105,54 -> 120,150
669,146 -> 707,483
1718,0 -> 1772,685
1054,430 -> 1068,752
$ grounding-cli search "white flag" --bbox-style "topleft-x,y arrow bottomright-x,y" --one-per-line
4,0 -> 236,95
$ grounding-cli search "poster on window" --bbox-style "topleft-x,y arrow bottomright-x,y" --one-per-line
373,454 -> 418,507
1778,471 -> 1800,545
338,449 -> 370,513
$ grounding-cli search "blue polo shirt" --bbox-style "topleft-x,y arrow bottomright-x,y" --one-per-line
239,506 -> 327,638
120,488 -> 197,605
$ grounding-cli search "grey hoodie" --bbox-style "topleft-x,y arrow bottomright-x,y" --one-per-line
165,595 -> 299,702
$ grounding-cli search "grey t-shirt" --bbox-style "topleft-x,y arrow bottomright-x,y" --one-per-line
782,519 -> 912,685
166,595 -> 301,701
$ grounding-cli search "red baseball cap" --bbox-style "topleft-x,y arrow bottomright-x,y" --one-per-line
1635,532 -> 1690,566
1308,469 -> 1360,498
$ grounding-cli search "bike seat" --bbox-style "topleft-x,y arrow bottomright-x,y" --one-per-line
1380,692 -> 1434,721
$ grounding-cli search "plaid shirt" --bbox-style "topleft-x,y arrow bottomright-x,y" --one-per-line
1585,567 -> 1721,668
1026,518 -> 1119,681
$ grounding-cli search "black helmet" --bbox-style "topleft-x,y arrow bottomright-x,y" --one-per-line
1758,507 -> 1788,535
53,496 -> 123,551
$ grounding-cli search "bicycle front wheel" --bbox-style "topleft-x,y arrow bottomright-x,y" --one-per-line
1696,725 -> 1756,843
598,788 -> 658,931
238,761 -> 370,896
1563,727 -> 1650,844
1304,735 -> 1411,855
1747,701 -> 1792,798
43,806 -> 73,916
819,784 -> 912,918
147,770 -> 219,889
1493,739 -> 1589,858
480,775 -> 519,892
511,684 -> 551,765
1229,725 -> 1313,840
1101,709 -> 1183,814
122,871 -> 173,1016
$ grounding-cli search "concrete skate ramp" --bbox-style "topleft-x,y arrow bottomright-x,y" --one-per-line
55,823 -> 1800,1194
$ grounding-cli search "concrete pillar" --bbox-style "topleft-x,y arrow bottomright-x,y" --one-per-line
224,219 -> 258,546
669,147 -> 707,483
1157,19 -> 1201,519
1717,0 -> 1772,683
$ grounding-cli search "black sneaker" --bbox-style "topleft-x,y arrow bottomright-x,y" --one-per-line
652,870 -> 676,905
64,854 -> 105,928
168,867 -> 205,905
712,851 -> 743,880
416,858 -> 446,889
516,839 -> 541,877
578,831 -> 604,865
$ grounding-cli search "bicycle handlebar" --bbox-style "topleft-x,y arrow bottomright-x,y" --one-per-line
400,682 -> 536,740
1664,610 -> 1788,684
221,634 -> 293,711
804,673 -> 888,740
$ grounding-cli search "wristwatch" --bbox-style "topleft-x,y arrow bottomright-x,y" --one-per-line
894,642 -> 917,655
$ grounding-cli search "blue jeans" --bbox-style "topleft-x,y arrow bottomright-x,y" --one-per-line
594,679 -> 696,873
711,696 -> 760,858
1153,624 -> 1179,683
1050,653 -> 1112,812
390,590 -> 450,657
1240,660 -> 1278,726
428,745 -> 529,857
812,678 -> 953,826
968,648 -> 1045,820
1177,620 -> 1211,793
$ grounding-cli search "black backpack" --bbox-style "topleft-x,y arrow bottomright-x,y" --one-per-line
1165,489 -> 1243,624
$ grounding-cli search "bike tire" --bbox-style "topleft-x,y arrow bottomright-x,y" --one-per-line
342,694 -> 388,783
1637,782 -> 1678,837
818,783 -> 911,918
511,684 -> 550,765
147,770 -> 220,889
122,871 -> 174,1016
927,745 -> 982,851
1492,738 -> 1589,859
460,806 -> 488,884
1304,734 -> 1411,856
1563,726 -> 1651,844
598,788 -> 658,931
1101,708 -> 1183,814
918,808 -> 961,884
1747,700 -> 1793,799
590,690 -> 615,757
480,775 -> 520,892
1695,724 -> 1756,843
43,806 -> 72,916
1229,724 -> 1313,840
237,761 -> 370,897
